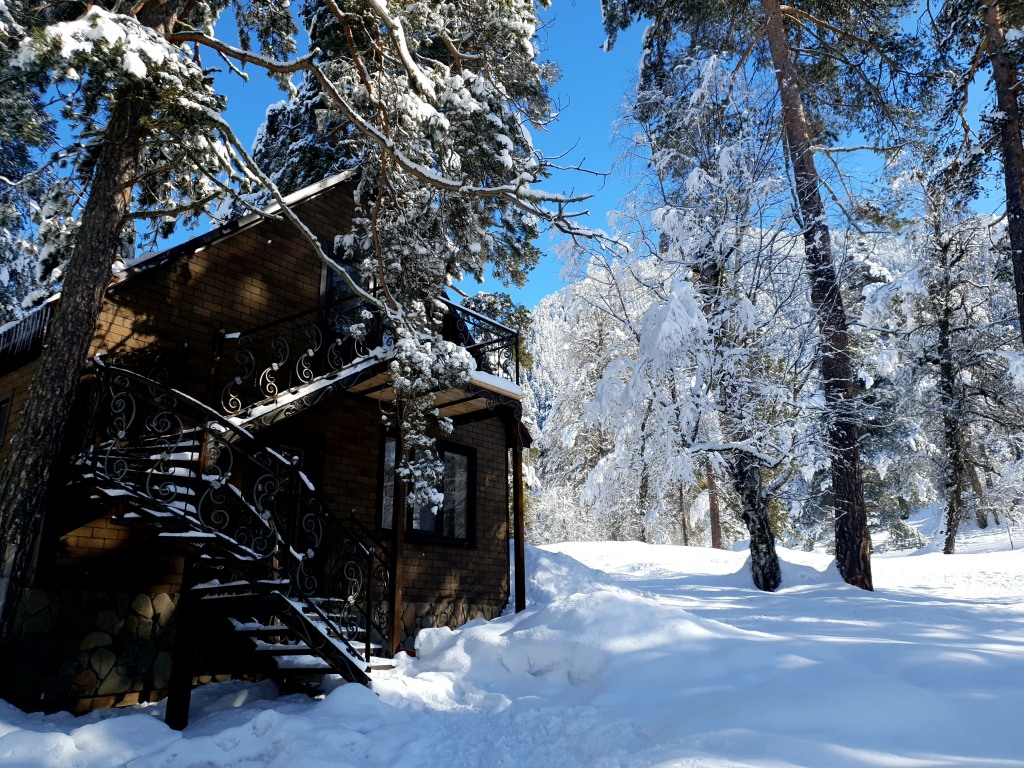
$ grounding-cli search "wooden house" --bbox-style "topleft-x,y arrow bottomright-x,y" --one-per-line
0,172 -> 529,726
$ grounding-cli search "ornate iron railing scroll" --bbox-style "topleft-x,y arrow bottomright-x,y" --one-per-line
213,297 -> 394,418
436,297 -> 520,384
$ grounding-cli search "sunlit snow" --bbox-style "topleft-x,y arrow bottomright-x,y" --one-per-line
1,533 -> 1022,767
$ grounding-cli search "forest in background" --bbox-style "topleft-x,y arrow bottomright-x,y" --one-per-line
524,1 -> 1024,576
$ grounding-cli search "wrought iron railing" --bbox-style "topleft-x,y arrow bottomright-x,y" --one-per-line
212,296 -> 394,419
436,297 -> 520,384
78,360 -> 391,661
211,295 -> 519,423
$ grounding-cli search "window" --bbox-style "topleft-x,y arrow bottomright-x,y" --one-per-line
380,435 -> 476,545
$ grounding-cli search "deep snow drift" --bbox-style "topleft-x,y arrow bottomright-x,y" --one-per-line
2,537 -> 1023,767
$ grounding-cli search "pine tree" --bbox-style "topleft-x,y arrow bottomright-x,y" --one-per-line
934,0 -> 1024,346
861,154 -> 1024,553
0,0 -> 54,322
1,0 -> 587,651
0,0 -> 277,652
601,0 -> 920,589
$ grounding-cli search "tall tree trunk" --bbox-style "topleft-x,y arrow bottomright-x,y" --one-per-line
761,0 -> 873,590
982,0 -> 1024,346
970,463 -> 989,528
731,456 -> 782,591
635,400 -> 653,542
940,409 -> 969,554
706,462 -> 724,549
936,270 -> 969,554
678,482 -> 689,546
0,1 -> 179,656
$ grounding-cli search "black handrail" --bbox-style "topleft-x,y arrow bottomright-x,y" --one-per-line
436,297 -> 521,384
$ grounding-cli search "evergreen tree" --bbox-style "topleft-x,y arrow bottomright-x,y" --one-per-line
934,0 -> 1024,346
0,0 -> 279,653
602,0 -> 921,589
861,156 -> 1024,553
0,0 -> 54,322
0,0 -> 585,652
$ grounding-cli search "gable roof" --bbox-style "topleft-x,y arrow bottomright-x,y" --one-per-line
108,169 -> 357,288
0,171 -> 358,376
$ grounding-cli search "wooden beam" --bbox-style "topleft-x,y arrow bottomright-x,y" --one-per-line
512,428 -> 526,613
164,561 -> 199,730
387,405 -> 407,655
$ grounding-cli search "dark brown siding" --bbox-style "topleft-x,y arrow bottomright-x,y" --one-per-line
277,401 -> 512,612
0,360 -> 38,467
90,182 -> 356,389
401,417 -> 510,608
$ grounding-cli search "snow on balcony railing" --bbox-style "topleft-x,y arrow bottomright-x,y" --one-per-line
437,297 -> 520,385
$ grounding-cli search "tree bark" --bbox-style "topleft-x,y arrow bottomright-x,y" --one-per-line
678,482 -> 689,546
706,463 -> 724,549
731,456 -> 781,591
761,0 -> 873,589
970,465 -> 988,528
635,400 -> 653,542
938,323 -> 968,554
982,0 -> 1024,347
935,258 -> 969,554
0,1 -> 180,655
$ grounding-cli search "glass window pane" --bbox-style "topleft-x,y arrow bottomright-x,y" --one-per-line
442,452 -> 469,539
381,436 -> 396,529
413,501 -> 439,534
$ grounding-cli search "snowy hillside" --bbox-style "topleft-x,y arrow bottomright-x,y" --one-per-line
2,541 -> 1023,767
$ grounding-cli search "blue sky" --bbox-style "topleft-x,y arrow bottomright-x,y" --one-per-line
216,2 -> 644,310
494,2 -> 645,307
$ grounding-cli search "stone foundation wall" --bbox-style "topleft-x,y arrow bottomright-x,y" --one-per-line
6,594 -> 507,711
6,589 -> 179,714
398,599 -> 504,651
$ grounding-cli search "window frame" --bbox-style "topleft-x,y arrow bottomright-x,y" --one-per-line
378,432 -> 477,548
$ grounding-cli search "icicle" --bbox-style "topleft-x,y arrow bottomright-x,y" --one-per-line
0,303 -> 53,359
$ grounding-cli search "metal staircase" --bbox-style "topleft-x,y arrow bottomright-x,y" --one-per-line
61,294 -> 521,725
70,359 -> 392,720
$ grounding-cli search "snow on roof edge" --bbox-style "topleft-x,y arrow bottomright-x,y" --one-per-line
470,370 -> 522,399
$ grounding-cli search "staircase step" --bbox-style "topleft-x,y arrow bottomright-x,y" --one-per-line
159,531 -> 217,541
253,641 -> 317,656
193,581 -> 291,602
228,621 -> 296,638
272,656 -> 336,672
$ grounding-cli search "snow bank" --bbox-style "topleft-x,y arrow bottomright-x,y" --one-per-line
2,542 -> 1024,767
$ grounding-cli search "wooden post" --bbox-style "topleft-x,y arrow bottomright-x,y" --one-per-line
387,407 -> 406,655
512,426 -> 526,613
164,562 -> 199,731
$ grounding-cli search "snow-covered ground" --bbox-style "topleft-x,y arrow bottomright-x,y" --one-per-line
2,534 -> 1023,767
